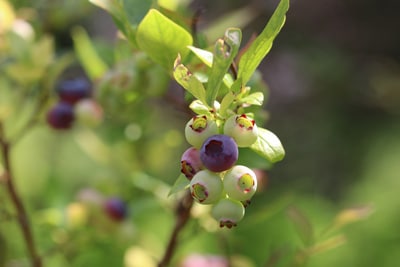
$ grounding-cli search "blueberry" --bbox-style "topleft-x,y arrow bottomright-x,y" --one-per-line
103,197 -> 127,222
223,165 -> 257,202
185,115 -> 218,149
223,114 -> 258,147
190,170 -> 223,204
57,77 -> 92,105
200,134 -> 238,172
180,147 -> 203,180
46,101 -> 75,129
211,198 -> 245,228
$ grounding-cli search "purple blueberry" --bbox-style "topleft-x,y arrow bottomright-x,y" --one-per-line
46,101 -> 75,129
200,134 -> 238,172
57,77 -> 92,105
180,147 -> 203,180
103,197 -> 127,222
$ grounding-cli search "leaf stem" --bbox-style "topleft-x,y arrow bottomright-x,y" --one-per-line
158,190 -> 193,267
0,122 -> 42,267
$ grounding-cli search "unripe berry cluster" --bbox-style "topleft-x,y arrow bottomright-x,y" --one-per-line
180,114 -> 259,228
46,77 -> 103,130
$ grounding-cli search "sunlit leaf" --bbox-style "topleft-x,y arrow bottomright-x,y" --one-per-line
250,127 -> 285,163
189,100 -> 212,115
206,28 -> 241,106
237,0 -> 289,85
173,57 -> 208,106
220,91 -> 236,117
240,92 -> 264,106
137,9 -> 193,71
168,174 -> 190,196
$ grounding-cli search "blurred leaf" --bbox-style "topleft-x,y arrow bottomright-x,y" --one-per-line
136,9 -> 193,71
326,204 -> 374,234
168,174 -> 189,196
123,0 -> 153,25
0,233 -> 6,266
240,92 -> 264,106
173,57 -> 208,106
306,235 -> 347,256
250,127 -> 285,163
237,0 -> 289,85
72,26 -> 108,80
206,28 -> 241,106
287,206 -> 314,246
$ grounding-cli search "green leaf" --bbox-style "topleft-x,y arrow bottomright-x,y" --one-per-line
219,91 -> 236,117
250,127 -> 285,163
237,0 -> 289,85
123,0 -> 152,25
206,28 -> 242,106
72,27 -> 108,80
173,57 -> 208,106
287,206 -> 314,246
168,174 -> 190,196
240,92 -> 264,106
189,100 -> 212,115
136,9 -> 193,71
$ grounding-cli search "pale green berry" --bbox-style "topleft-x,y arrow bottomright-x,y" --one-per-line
190,170 -> 223,204
223,114 -> 258,147
223,165 -> 257,202
211,198 -> 245,228
185,115 -> 218,149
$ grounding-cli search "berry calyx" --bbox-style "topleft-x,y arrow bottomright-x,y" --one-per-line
57,77 -> 92,105
190,170 -> 223,204
185,115 -> 218,149
181,147 -> 203,180
46,101 -> 75,129
223,165 -> 257,202
103,197 -> 127,222
223,114 -> 258,147
211,198 -> 245,228
200,134 -> 238,172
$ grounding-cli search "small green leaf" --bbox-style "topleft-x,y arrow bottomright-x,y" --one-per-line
250,127 -> 285,163
307,235 -> 347,256
237,0 -> 289,85
188,46 -> 213,67
173,58 -> 208,106
189,100 -> 212,115
219,91 -> 236,117
136,9 -> 193,71
168,174 -> 190,196
240,92 -> 264,106
206,28 -> 242,106
72,27 -> 108,80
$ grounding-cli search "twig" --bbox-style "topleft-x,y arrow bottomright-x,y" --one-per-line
0,123 -> 42,267
158,190 -> 194,267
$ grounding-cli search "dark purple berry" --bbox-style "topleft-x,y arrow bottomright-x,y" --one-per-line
200,134 -> 238,172
104,197 -> 127,222
46,101 -> 75,129
181,147 -> 203,180
57,77 -> 91,105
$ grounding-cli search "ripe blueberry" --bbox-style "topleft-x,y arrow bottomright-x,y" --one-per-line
181,147 -> 203,180
103,197 -> 127,222
190,170 -> 223,204
211,198 -> 245,228
57,77 -> 92,105
223,114 -> 258,147
200,134 -> 238,172
223,165 -> 257,202
185,115 -> 218,149
46,101 -> 75,129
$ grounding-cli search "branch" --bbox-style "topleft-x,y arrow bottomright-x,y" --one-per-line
0,123 -> 42,267
158,190 -> 194,267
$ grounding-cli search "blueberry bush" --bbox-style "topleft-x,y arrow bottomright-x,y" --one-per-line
0,0 -> 379,267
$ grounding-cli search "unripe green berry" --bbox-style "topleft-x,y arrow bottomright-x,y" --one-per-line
223,114 -> 258,147
223,165 -> 257,202
190,170 -> 223,204
211,198 -> 245,228
185,115 -> 218,149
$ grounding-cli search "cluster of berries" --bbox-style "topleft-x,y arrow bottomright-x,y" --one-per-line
180,114 -> 259,228
46,77 -> 103,129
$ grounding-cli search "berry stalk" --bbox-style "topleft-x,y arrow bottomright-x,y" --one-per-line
0,123 -> 42,267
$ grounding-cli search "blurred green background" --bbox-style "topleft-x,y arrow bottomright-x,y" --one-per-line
1,0 -> 399,266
